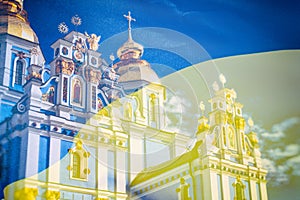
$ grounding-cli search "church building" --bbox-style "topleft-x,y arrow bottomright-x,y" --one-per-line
0,0 -> 268,199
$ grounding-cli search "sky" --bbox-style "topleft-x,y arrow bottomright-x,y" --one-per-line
24,0 -> 300,70
22,0 -> 300,198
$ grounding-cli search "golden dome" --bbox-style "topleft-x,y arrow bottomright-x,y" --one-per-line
117,38 -> 144,59
115,59 -> 160,84
115,11 -> 160,85
0,0 -> 39,43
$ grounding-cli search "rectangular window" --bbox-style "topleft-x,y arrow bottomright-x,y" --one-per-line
92,86 -> 96,109
15,60 -> 24,85
63,77 -> 68,103
108,150 -> 115,192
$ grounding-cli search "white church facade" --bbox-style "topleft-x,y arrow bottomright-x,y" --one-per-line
0,1 -> 268,200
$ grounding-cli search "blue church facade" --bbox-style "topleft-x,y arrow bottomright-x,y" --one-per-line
0,1 -> 268,200
0,1 -> 189,199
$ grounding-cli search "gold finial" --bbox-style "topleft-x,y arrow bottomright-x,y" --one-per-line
199,101 -> 205,115
123,11 -> 136,40
248,117 -> 254,129
75,140 -> 83,150
219,73 -> 226,87
212,81 -> 219,92
150,93 -> 156,100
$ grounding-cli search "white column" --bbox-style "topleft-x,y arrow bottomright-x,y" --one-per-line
3,43 -> 12,87
25,133 -> 40,178
98,147 -> 108,190
117,151 -> 126,193
130,137 -> 144,181
48,137 -> 61,183
249,180 -> 258,200
221,174 -> 230,200
260,182 -> 268,200
202,169 -> 218,200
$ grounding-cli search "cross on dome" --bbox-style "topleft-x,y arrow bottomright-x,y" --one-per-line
117,11 -> 144,59
123,11 -> 136,40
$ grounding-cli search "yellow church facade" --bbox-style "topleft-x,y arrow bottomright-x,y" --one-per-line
0,0 -> 268,199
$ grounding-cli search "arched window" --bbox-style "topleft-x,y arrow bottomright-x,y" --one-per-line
15,60 -> 24,85
228,127 -> 236,149
150,100 -> 156,121
48,86 -> 55,103
73,80 -> 81,103
149,94 -> 156,121
149,93 -> 158,127
71,77 -> 85,107
72,152 -> 81,178
68,140 -> 90,180
124,102 -> 132,120
223,127 -> 227,146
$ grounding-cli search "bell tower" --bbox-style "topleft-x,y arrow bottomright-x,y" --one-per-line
0,0 -> 44,121
113,11 -> 165,129
207,74 -> 252,163
112,12 -> 187,182
196,74 -> 267,200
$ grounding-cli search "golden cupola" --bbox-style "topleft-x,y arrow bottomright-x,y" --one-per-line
0,0 -> 39,43
114,11 -> 159,92
116,11 -> 144,60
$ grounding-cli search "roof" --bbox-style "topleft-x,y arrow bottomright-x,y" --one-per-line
114,59 -> 160,84
130,140 -> 203,186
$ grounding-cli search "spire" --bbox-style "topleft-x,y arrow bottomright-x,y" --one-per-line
117,11 -> 143,59
123,11 -> 136,41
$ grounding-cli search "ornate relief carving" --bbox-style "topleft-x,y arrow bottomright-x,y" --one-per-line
55,59 -> 74,75
85,68 -> 101,83
44,190 -> 60,200
14,187 -> 38,200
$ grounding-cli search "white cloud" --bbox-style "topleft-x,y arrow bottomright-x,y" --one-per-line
166,94 -> 185,113
262,158 -> 276,173
244,115 -> 300,187
268,144 -> 299,159
164,90 -> 196,135
272,117 -> 300,133
260,131 -> 285,141
286,155 -> 300,176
